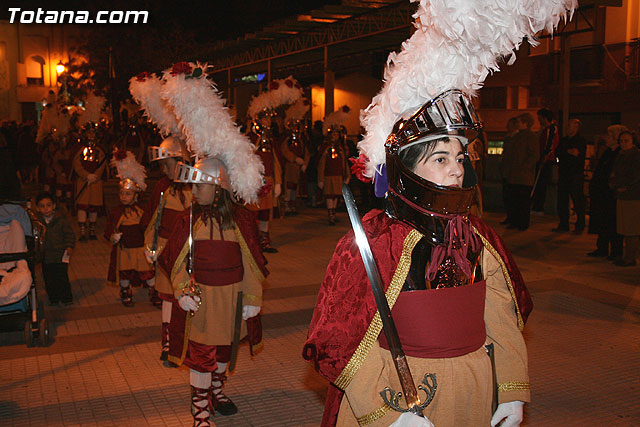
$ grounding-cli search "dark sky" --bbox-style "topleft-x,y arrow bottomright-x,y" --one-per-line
3,0 -> 341,41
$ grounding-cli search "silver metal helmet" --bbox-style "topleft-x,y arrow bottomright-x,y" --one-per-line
119,178 -> 140,192
174,156 -> 231,192
148,136 -> 187,162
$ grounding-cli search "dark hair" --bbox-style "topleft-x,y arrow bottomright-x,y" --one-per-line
399,136 -> 457,172
537,108 -> 554,122
618,130 -> 634,144
217,189 -> 236,230
518,113 -> 534,129
36,192 -> 55,205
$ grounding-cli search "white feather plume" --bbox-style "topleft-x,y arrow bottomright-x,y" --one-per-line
111,150 -> 147,191
77,93 -> 106,128
160,62 -> 265,204
129,74 -> 183,138
285,98 -> 311,122
323,106 -> 351,135
247,76 -> 303,119
359,0 -> 577,177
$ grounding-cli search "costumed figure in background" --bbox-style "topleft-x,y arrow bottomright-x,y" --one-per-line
72,93 -> 108,241
106,149 -> 157,307
247,76 -> 303,252
281,98 -> 311,216
157,62 -> 268,427
303,1 -> 575,426
318,106 -> 351,225
130,71 -> 193,365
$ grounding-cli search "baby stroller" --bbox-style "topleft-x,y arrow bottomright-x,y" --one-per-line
0,200 -> 50,347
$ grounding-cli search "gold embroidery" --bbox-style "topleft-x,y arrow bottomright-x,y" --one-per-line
356,403 -> 392,426
243,293 -> 263,306
498,381 -> 530,392
234,225 -> 266,283
472,227 -> 525,331
334,229 -> 423,390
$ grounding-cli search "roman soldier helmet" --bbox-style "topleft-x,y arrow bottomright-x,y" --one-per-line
323,105 -> 350,138
284,97 -> 310,144
111,149 -> 147,192
357,0 -> 576,240
147,136 -> 189,162
161,62 -> 264,205
247,76 -> 303,151
129,71 -> 190,162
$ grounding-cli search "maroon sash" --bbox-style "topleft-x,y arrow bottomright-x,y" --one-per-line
193,240 -> 243,286
378,280 -> 486,358
119,224 -> 144,248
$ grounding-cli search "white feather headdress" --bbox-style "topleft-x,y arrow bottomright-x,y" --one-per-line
77,93 -> 106,128
323,105 -> 351,135
247,76 -> 303,119
160,62 -> 264,204
359,0 -> 577,178
129,73 -> 184,139
111,149 -> 147,191
285,97 -> 310,122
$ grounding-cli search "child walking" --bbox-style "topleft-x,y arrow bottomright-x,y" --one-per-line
35,192 -> 75,306
105,149 -> 157,307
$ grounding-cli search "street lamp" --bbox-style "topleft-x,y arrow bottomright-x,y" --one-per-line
56,61 -> 66,75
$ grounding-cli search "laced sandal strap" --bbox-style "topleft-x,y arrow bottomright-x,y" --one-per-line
191,386 -> 212,422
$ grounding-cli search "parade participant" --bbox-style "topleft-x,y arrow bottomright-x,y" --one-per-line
281,98 -> 311,216
247,76 -> 303,252
130,71 -> 192,364
318,106 -> 351,225
73,94 -> 108,241
304,0 -> 575,425
105,149 -> 157,307
158,62 -> 268,427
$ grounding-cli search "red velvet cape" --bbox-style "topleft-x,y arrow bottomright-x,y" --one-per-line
302,210 -> 532,426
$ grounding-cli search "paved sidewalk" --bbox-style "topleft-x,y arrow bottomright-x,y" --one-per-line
0,205 -> 638,426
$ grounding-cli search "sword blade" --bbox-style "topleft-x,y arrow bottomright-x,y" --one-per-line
188,202 -> 194,275
342,184 -> 423,414
228,291 -> 244,372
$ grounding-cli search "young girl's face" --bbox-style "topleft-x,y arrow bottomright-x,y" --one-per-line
119,188 -> 137,205
192,183 -> 216,206
413,138 -> 465,188
37,198 -> 55,217
159,158 -> 178,180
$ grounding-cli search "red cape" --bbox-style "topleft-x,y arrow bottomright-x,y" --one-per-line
140,176 -> 172,232
302,210 -> 532,426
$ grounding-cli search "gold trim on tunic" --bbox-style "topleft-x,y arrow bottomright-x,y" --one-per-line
334,229 -> 423,390
498,381 -> 530,392
471,226 -> 525,331
234,224 -> 266,284
356,403 -> 392,426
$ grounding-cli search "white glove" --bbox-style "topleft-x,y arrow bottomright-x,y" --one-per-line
295,157 -> 305,166
178,295 -> 200,313
317,181 -> 324,190
389,412 -> 434,427
144,249 -> 158,264
110,232 -> 122,245
491,401 -> 524,427
242,305 -> 261,320
86,173 -> 98,184
274,183 -> 282,198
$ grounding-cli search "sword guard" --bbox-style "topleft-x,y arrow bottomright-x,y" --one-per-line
380,373 -> 438,413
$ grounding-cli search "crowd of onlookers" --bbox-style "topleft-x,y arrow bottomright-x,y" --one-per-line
500,109 -> 640,267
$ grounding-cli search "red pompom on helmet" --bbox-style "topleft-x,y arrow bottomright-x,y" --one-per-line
285,79 -> 294,88
269,81 -> 280,91
136,72 -> 150,82
114,148 -> 128,161
170,62 -> 193,76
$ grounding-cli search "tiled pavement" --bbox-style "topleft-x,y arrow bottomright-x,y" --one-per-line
0,204 -> 638,426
